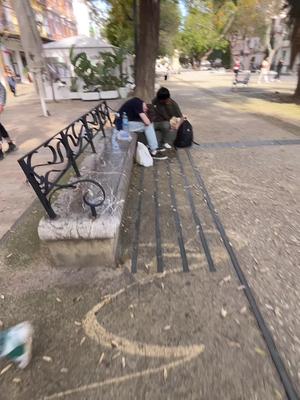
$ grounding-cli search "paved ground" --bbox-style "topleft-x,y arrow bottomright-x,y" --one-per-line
0,71 -> 299,399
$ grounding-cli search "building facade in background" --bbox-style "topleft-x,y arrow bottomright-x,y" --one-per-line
73,0 -> 104,39
0,0 -> 77,82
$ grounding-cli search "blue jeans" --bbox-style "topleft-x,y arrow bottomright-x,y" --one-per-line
128,121 -> 158,151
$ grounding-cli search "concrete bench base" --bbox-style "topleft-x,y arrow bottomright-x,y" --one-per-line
38,131 -> 137,268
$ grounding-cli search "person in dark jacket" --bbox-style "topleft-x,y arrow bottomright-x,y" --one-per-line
275,59 -> 284,80
151,87 -> 183,148
0,81 -> 16,160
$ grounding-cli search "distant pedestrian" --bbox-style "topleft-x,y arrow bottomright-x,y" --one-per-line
4,65 -> 17,96
275,59 -> 284,80
164,65 -> 170,81
0,81 -> 16,161
0,321 -> 33,368
233,58 -> 241,79
257,59 -> 270,84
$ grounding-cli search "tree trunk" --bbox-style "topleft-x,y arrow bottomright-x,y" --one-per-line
295,65 -> 300,100
134,0 -> 160,102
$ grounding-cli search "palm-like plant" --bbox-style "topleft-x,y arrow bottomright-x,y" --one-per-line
287,0 -> 300,98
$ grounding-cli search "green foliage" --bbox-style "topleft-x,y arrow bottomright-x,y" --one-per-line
228,0 -> 267,39
159,0 -> 181,56
104,0 -> 181,56
70,47 -> 101,89
69,46 -> 128,91
179,2 -> 232,60
105,0 -> 135,52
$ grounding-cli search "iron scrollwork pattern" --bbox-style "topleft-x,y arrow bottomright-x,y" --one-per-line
18,101 -> 112,219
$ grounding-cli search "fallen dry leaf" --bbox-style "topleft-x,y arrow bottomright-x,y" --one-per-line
6,253 -> 13,259
111,340 -> 118,348
98,352 -> 105,365
161,282 -> 165,290
12,377 -> 21,384
130,312 -> 134,319
219,275 -> 232,286
144,264 -> 150,272
60,368 -> 68,373
73,295 -> 83,303
227,340 -> 241,348
265,304 -> 274,311
163,368 -> 168,382
163,325 -> 171,331
42,356 -> 52,363
274,389 -> 283,400
0,294 -> 4,300
80,337 -> 86,346
240,306 -> 247,314
274,307 -> 281,317
237,285 -> 245,291
221,308 -> 228,318
0,364 -> 12,376
255,347 -> 266,357
121,357 -> 126,369
74,321 -> 82,326
56,297 -> 62,303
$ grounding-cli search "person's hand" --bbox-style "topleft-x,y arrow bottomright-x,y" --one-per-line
0,104 -> 4,113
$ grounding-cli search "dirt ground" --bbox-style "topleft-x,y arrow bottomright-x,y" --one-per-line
0,71 -> 299,400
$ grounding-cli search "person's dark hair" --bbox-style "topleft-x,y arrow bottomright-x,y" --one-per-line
156,87 -> 170,100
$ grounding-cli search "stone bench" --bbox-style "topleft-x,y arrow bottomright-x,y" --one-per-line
18,102 -> 137,268
38,131 -> 136,268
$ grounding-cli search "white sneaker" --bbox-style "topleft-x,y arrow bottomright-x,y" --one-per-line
163,143 -> 172,149
151,150 -> 168,160
0,322 -> 33,368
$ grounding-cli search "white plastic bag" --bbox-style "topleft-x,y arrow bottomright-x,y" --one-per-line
135,142 -> 153,167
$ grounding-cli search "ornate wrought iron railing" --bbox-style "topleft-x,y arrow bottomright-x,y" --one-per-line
18,101 -> 113,219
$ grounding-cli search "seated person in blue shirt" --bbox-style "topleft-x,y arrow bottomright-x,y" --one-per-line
117,97 -> 167,160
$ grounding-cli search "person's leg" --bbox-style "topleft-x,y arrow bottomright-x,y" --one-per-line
155,121 -> 174,147
0,122 -> 16,153
257,71 -> 263,83
129,121 -> 158,152
0,137 -> 3,160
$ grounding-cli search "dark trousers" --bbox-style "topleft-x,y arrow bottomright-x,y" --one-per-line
0,122 -> 9,141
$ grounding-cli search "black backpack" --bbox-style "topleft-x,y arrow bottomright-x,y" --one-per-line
174,119 -> 193,148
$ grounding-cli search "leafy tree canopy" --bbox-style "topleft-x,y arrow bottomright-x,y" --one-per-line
104,0 -> 180,56
179,0 -> 236,60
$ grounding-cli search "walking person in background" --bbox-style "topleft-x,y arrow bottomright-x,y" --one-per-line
257,59 -> 270,84
0,81 -> 16,161
275,59 -> 284,80
233,58 -> 241,79
4,65 -> 17,96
